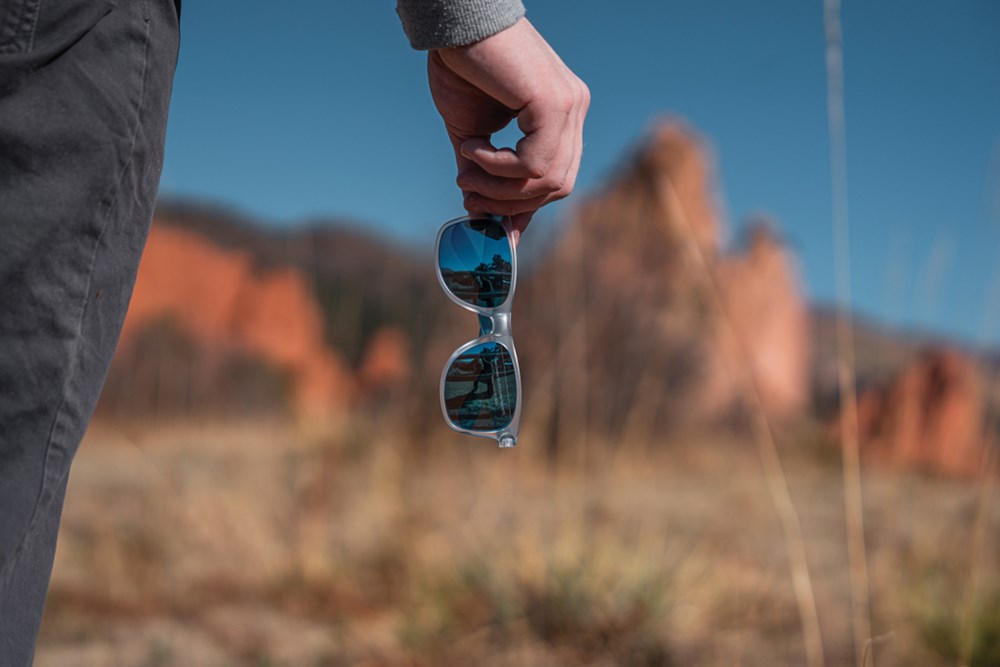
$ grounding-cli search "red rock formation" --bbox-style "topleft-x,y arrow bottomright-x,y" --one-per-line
638,121 -> 723,253
706,222 -> 810,417
120,222 -> 354,417
357,326 -> 412,395
854,348 -> 986,477
525,119 -> 810,436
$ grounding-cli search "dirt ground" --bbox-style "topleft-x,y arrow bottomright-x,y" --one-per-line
35,419 -> 1000,667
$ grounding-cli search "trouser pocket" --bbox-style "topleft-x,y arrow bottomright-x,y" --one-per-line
0,0 -> 40,53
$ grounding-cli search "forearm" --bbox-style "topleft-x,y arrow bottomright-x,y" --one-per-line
396,0 -> 525,50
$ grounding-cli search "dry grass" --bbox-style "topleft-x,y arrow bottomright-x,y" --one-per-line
823,1 -> 873,663
34,418 -> 999,667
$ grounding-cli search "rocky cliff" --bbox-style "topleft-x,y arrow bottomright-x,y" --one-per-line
852,348 -> 988,477
519,120 -> 810,442
114,222 -> 355,418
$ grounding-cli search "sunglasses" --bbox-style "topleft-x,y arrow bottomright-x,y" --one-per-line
435,214 -> 522,448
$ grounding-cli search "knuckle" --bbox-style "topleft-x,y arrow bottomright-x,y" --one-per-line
564,171 -> 578,193
559,92 -> 576,113
513,199 -> 536,215
536,176 -> 561,193
456,168 -> 485,189
547,87 -> 575,114
523,159 -> 548,179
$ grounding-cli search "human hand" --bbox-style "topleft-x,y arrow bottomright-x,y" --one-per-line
427,18 -> 589,242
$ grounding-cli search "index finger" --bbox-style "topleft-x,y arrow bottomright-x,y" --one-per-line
460,99 -> 571,179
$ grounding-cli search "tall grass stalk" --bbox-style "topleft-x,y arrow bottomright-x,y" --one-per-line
823,1 -> 873,664
959,138 -> 1000,665
656,178 -> 826,667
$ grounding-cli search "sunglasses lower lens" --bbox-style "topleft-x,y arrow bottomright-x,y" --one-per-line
438,218 -> 512,309
443,342 -> 517,431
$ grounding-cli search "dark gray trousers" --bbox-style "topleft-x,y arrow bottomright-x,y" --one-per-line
0,0 -> 179,662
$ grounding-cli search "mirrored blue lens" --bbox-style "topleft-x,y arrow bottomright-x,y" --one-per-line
444,342 -> 517,431
438,218 -> 512,309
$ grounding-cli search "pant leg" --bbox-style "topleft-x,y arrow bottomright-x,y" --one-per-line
0,0 -> 179,662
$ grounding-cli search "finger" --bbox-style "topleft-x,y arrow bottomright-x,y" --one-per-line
448,130 -> 481,178
463,191 -> 563,217
554,83 -> 586,201
456,165 -> 560,201
460,119 -> 577,217
457,94 -> 582,202
571,79 -> 591,179
543,77 -> 587,205
513,99 -> 573,178
460,139 -> 526,178
510,212 -> 534,242
460,99 -> 571,179
453,71 -> 586,218
514,97 -> 575,179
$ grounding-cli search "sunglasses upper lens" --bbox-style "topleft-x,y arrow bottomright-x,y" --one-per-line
438,219 -> 513,309
443,342 -> 517,431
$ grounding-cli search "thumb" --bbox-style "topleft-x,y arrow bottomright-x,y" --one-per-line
510,212 -> 533,245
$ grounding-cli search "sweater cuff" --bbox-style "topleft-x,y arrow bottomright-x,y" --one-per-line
397,0 -> 526,50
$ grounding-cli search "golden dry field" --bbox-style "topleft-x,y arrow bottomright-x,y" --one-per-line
36,418 -> 1000,667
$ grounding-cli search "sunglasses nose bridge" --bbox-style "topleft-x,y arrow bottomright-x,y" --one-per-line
479,311 -> 511,338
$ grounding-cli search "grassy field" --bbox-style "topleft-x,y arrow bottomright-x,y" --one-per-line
36,418 -> 999,667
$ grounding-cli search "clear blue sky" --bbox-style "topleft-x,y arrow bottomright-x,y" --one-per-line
160,1 -> 1000,346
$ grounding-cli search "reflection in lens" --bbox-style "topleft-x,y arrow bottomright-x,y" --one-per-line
444,342 -> 517,431
438,219 -> 513,308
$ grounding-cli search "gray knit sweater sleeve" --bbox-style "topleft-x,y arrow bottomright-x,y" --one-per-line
396,0 -> 526,50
